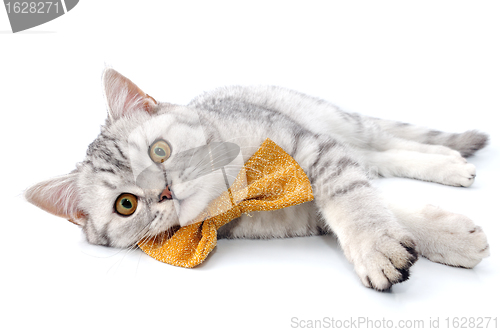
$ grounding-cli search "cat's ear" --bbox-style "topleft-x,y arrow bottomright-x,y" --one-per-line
25,173 -> 87,226
102,68 -> 158,122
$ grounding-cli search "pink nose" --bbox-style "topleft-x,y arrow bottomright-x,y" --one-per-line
159,186 -> 172,201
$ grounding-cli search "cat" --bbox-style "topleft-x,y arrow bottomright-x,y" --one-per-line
25,68 -> 490,291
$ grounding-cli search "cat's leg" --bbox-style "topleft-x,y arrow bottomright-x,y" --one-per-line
388,203 -> 490,268
308,148 -> 418,291
376,135 -> 462,157
363,149 -> 477,187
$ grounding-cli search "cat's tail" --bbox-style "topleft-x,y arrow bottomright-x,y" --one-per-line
370,117 -> 489,158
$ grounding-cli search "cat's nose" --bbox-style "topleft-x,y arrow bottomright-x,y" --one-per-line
159,186 -> 173,202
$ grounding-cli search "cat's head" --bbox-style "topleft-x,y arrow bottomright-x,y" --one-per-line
25,69 -> 238,248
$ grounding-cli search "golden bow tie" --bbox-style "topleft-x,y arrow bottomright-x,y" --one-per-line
138,138 -> 314,268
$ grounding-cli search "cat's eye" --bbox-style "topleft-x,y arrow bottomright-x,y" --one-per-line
149,139 -> 171,163
115,193 -> 138,216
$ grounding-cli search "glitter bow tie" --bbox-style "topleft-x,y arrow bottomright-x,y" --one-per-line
138,138 -> 314,268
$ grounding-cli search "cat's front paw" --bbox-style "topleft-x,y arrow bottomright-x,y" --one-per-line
420,205 -> 490,268
348,230 -> 418,291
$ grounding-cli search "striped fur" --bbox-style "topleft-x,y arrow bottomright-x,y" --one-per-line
25,69 -> 490,291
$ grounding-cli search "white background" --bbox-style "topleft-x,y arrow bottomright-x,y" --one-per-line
1,1 -> 499,331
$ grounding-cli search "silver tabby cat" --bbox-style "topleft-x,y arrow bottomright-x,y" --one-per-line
25,69 -> 490,291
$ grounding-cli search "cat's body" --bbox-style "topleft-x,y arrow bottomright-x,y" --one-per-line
25,69 -> 490,291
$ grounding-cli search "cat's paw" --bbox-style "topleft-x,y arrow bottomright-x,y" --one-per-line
420,205 -> 490,268
438,156 -> 476,187
348,230 -> 418,291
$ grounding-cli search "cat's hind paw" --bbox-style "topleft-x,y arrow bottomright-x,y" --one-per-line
433,155 -> 476,187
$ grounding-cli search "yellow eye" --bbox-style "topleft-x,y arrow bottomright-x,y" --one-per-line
115,193 -> 138,216
149,139 -> 171,163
